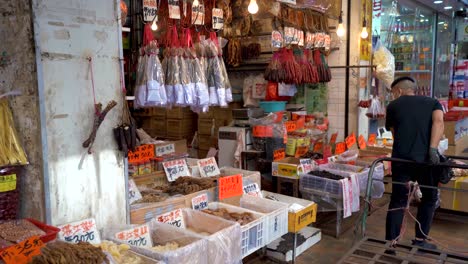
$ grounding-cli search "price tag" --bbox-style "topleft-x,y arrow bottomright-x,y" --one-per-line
156,209 -> 185,228
218,174 -> 243,200
163,158 -> 190,182
273,149 -> 286,161
0,236 -> 44,264
243,183 -> 262,197
192,193 -> 208,210
115,224 -> 152,248
368,133 -> 377,146
295,145 -> 309,158
156,143 -> 175,156
58,218 -> 101,244
345,133 -> 356,149
284,27 -> 294,44
191,3 -> 205,25
323,145 -> 332,159
142,0 -> 158,22
197,157 -> 221,177
285,121 -> 297,132
335,142 -> 346,155
168,0 -> 181,19
330,133 -> 338,145
128,179 -> 142,205
272,30 -> 283,48
313,141 -> 323,153
253,125 -> 273,137
128,144 -> 155,164
358,135 -> 367,150
298,30 -> 305,46
212,8 -> 224,29
300,159 -> 314,173
0,174 -> 16,192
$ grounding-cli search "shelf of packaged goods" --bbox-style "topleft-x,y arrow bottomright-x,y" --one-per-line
395,70 -> 431,74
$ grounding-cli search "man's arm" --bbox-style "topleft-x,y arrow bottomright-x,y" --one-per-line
430,109 -> 444,148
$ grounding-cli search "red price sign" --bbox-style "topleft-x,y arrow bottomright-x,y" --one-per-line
253,125 -> 273,137
313,141 -> 323,153
335,142 -> 346,155
358,135 -> 367,150
273,149 -> 286,161
285,121 -> 297,132
128,144 -> 155,164
345,133 -> 356,149
218,174 -> 243,200
1,236 -> 44,264
323,145 -> 332,159
330,133 -> 338,145
368,133 -> 377,146
295,145 -> 309,158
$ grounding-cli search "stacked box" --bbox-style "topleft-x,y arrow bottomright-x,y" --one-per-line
166,107 -> 197,140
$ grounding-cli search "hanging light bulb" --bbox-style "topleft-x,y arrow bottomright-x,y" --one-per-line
248,0 -> 259,14
151,20 -> 158,31
193,0 -> 199,7
336,11 -> 345,38
360,19 -> 368,39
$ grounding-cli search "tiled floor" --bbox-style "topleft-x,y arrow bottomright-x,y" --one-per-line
247,194 -> 468,263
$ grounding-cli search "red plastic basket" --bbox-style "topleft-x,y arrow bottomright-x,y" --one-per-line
0,218 -> 60,252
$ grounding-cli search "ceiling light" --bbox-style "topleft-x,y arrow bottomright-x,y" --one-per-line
420,14 -> 425,17
248,0 -> 259,14
151,20 -> 158,31
438,21 -> 445,24
360,19 -> 368,39
433,0 -> 443,3
193,0 -> 199,7
444,6 -> 453,10
336,11 -> 345,38
381,13 -> 385,16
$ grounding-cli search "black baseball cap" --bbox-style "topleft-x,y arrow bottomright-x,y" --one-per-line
391,76 -> 415,88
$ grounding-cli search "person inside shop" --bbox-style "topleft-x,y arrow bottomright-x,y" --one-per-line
384,76 -> 444,251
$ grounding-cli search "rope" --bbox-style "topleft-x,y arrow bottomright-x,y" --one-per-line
87,57 -> 99,115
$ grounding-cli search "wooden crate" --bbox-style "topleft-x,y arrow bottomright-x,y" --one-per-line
166,107 -> 196,119
197,107 -> 216,119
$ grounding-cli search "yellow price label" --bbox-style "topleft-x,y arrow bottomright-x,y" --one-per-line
0,174 -> 16,192
277,164 -> 299,177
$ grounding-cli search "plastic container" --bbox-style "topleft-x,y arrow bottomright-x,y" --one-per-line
259,101 -> 287,113
237,195 -> 288,244
0,167 -> 20,220
300,172 -> 344,198
207,202 -> 265,258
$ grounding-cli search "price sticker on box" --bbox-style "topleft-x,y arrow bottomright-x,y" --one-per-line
300,159 -> 315,173
128,179 -> 142,205
0,174 -> 16,193
345,133 -> 356,149
273,148 -> 286,161
218,174 -> 243,200
58,218 -> 101,244
197,157 -> 220,177
335,142 -> 346,155
156,143 -> 175,156
156,209 -> 185,228
295,145 -> 309,158
368,133 -> 377,146
128,144 -> 155,164
115,224 -> 152,248
192,193 -> 209,210
0,235 -> 44,264
358,134 -> 367,150
243,183 -> 262,197
163,158 -> 190,182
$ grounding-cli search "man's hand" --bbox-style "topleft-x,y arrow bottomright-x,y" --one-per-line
429,147 -> 440,164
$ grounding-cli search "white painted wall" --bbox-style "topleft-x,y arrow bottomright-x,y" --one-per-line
32,0 -> 126,228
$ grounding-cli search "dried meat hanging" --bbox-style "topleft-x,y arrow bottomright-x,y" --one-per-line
133,24 -> 151,109
188,30 -> 210,113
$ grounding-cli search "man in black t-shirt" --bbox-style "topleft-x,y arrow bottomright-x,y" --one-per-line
385,76 -> 444,250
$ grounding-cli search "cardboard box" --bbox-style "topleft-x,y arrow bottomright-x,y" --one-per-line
440,177 -> 468,213
151,107 -> 167,117
444,118 -> 467,144
272,157 -> 304,179
132,171 -> 167,186
198,107 -> 216,119
198,134 -> 217,151
198,149 -> 209,159
198,118 -> 214,135
445,135 -> 468,156
166,118 -> 196,138
214,107 -> 233,121
166,107 -> 196,119
155,139 -> 188,154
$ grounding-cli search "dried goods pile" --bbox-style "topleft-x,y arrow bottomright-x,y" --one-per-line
202,208 -> 254,226
30,241 -> 108,264
300,152 -> 323,160
135,191 -> 168,204
99,240 -> 146,264
0,220 -> 45,244
157,176 -> 218,195
308,170 -> 345,181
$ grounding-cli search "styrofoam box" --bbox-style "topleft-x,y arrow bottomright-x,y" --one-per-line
207,202 -> 266,258
238,195 -> 289,245
178,209 -> 242,264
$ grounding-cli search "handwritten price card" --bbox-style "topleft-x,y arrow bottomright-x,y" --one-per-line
191,3 -> 205,25
192,193 -> 209,210
368,133 -> 377,146
58,218 -> 101,244
128,144 -> 155,164
0,236 -> 44,264
218,174 -> 243,200
253,125 -> 273,137
128,179 -> 142,205
243,183 -> 262,197
358,134 -> 367,150
156,209 -> 185,228
300,159 -> 314,173
313,141 -> 323,153
115,224 -> 152,248
212,8 -> 224,29
329,132 -> 338,145
142,0 -> 158,22
273,149 -> 286,161
197,157 -> 221,177
168,0 -> 181,19
156,143 -> 175,156
345,133 -> 356,149
163,158 -> 190,182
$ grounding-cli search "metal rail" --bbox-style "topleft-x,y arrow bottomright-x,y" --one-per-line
360,156 -> 468,238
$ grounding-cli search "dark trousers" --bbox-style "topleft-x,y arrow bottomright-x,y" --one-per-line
385,163 -> 438,241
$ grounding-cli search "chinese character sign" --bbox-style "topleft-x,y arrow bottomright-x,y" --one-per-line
191,193 -> 209,210
142,0 -> 158,22
115,224 -> 152,248
163,158 -> 190,182
218,174 -> 243,200
156,209 -> 185,228
128,144 -> 155,164
0,236 -> 44,264
58,218 -> 101,244
156,143 -> 175,156
197,157 -> 220,178
243,183 -> 262,197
